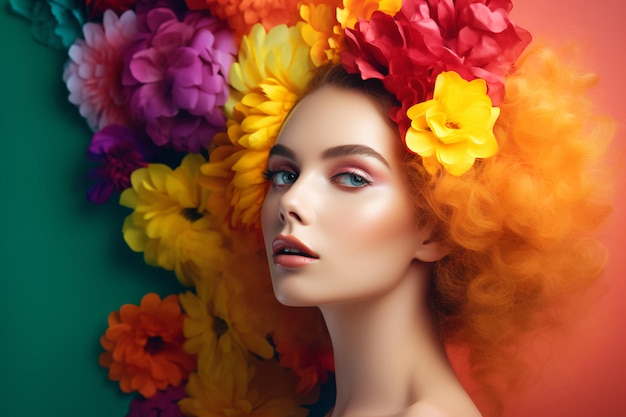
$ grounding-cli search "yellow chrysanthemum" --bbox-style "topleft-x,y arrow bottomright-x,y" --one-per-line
299,2 -> 342,66
120,154 -> 226,287
336,0 -> 402,29
405,71 -> 500,176
200,23 -> 315,231
180,268 -> 275,380
179,355 -> 316,417
299,0 -> 401,65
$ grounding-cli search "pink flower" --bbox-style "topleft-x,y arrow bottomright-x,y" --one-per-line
121,8 -> 236,153
341,0 -> 530,136
63,9 -> 138,132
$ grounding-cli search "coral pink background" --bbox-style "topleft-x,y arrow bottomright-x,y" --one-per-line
499,1 -> 626,416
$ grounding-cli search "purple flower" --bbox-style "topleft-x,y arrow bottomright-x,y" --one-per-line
121,8 -> 236,153
126,384 -> 186,417
87,124 -> 152,204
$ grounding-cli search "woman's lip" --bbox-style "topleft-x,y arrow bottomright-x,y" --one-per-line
272,235 -> 319,258
273,254 -> 318,268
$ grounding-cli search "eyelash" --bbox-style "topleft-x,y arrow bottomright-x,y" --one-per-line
262,168 -> 277,181
263,168 -> 297,186
330,170 -> 372,188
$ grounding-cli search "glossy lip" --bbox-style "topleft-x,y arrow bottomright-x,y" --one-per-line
272,234 -> 319,257
271,234 -> 319,265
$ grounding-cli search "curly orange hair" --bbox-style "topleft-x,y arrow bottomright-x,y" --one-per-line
297,43 -> 614,410
413,44 -> 612,406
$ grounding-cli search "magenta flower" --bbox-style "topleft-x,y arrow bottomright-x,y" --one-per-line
342,0 -> 531,136
85,0 -> 136,19
87,124 -> 153,204
63,9 -> 138,132
122,8 -> 236,153
126,384 -> 186,417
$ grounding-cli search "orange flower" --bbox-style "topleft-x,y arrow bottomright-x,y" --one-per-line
185,0 -> 302,42
272,308 -> 334,393
274,332 -> 334,394
299,0 -> 401,66
99,293 -> 196,398
299,1 -> 342,66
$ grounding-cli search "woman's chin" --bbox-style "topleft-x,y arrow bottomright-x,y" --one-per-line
272,288 -> 316,307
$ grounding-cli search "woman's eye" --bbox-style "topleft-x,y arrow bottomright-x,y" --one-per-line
263,169 -> 297,186
332,172 -> 371,188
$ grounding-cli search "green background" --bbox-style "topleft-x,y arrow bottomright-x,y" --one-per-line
0,5 -> 185,417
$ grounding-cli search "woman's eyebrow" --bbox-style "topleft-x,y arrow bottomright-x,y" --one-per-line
268,143 -> 390,168
268,144 -> 298,161
322,144 -> 390,168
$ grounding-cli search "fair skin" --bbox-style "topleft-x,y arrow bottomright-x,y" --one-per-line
261,86 -> 482,417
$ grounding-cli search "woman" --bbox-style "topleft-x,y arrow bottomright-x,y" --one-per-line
262,65 -> 484,416
193,1 -> 614,415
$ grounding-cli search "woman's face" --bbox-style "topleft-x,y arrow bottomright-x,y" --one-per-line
261,86 -> 424,307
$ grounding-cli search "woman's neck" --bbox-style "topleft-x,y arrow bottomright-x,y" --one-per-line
319,261 -> 463,417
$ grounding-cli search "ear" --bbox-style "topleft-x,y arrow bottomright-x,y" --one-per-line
413,224 -> 449,263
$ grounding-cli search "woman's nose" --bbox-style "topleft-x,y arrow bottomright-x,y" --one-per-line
278,175 -> 315,225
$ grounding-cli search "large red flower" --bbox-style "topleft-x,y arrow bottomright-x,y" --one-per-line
99,293 -> 196,398
341,0 -> 531,137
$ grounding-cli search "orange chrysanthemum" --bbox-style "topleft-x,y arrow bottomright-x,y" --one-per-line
185,0 -> 302,42
99,293 -> 196,398
299,1 -> 342,66
299,0 -> 401,66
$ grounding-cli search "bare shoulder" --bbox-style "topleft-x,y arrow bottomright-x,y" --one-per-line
403,401 -> 482,417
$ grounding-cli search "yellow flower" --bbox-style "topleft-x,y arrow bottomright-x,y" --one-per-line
180,268 -> 275,380
336,0 -> 402,30
179,355 -> 316,417
405,71 -> 500,176
299,0 -> 402,66
299,2 -> 342,66
200,23 -> 315,231
120,154 -> 226,286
